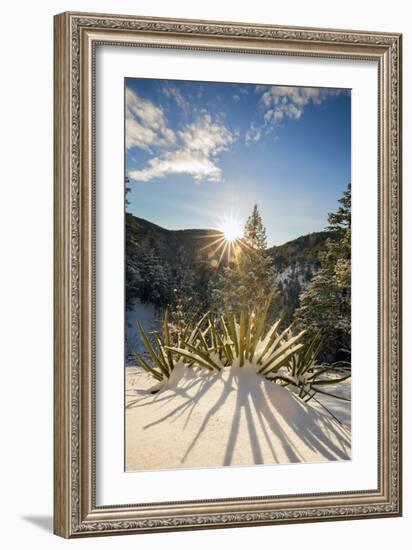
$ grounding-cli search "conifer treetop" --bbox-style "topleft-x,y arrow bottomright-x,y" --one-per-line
243,204 -> 267,251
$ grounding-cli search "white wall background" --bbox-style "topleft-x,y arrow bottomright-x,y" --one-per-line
0,0 -> 409,547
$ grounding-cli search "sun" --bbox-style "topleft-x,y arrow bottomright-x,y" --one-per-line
217,214 -> 243,243
198,212 -> 247,268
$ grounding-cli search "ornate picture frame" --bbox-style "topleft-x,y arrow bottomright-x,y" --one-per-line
53,11 -> 402,538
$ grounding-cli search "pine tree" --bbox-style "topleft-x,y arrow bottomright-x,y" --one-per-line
137,237 -> 171,307
125,176 -> 131,207
277,265 -> 302,326
169,246 -> 199,332
294,183 -> 351,360
211,205 -> 277,315
125,212 -> 142,309
125,251 -> 142,309
243,204 -> 267,250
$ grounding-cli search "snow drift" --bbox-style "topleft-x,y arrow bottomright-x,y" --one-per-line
126,364 -> 351,472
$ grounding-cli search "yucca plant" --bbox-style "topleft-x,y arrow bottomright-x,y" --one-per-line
135,296 -> 306,382
267,332 -> 351,401
168,311 -> 225,371
166,296 -> 306,377
134,304 -> 350,407
134,309 -> 219,381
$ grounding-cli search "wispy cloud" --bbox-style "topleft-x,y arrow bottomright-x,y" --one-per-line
245,123 -> 262,146
261,86 -> 342,123
129,114 -> 234,183
162,83 -> 190,112
232,94 -> 240,102
245,85 -> 342,144
126,88 -> 175,152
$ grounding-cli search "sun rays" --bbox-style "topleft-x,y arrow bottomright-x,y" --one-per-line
198,213 -> 250,267
217,215 -> 243,243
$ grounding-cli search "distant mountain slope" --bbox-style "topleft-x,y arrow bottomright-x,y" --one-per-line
266,231 -> 338,324
126,213 -> 218,263
125,213 -> 337,323
127,213 -> 336,265
268,231 -> 338,272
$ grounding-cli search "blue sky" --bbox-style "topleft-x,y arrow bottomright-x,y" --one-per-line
125,78 -> 351,247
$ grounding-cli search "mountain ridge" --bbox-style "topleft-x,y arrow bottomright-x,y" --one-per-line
125,212 -> 337,323
127,213 -> 334,249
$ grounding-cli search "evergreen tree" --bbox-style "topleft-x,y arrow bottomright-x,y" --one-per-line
243,204 -> 267,250
277,266 -> 302,326
125,247 -> 142,309
294,183 -> 351,360
211,205 -> 277,315
125,212 -> 142,309
169,246 -> 199,332
125,176 -> 131,207
137,237 -> 171,307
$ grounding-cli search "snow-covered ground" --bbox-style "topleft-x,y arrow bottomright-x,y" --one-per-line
312,378 -> 351,429
125,364 -> 351,472
125,299 -> 160,365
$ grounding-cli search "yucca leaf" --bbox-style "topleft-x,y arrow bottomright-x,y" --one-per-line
225,309 -> 239,355
220,315 -> 230,340
165,345 -> 216,371
256,319 -> 284,364
214,329 -> 232,365
187,311 -> 210,345
181,341 -> 222,371
162,310 -> 175,370
135,355 -> 164,381
197,329 -> 210,352
220,315 -> 234,362
206,314 -> 221,352
261,330 -> 305,369
248,301 -> 272,362
201,323 -> 212,343
266,374 -> 300,388
179,324 -> 191,347
244,311 -> 253,360
152,332 -> 171,374
206,318 -> 230,365
226,342 -> 234,364
137,321 -> 170,378
299,332 -> 323,375
309,364 -> 343,381
258,342 -> 304,375
311,374 -> 351,386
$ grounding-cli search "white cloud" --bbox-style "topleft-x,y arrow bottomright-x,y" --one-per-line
261,86 -> 341,123
233,94 -> 240,102
126,87 -> 175,152
129,114 -> 234,183
245,86 -> 342,146
255,84 -> 269,93
129,149 -> 222,182
178,115 -> 234,156
245,123 -> 262,145
162,84 -> 190,112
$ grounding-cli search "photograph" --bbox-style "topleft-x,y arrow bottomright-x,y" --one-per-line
51,9 -> 402,538
124,77 -> 352,472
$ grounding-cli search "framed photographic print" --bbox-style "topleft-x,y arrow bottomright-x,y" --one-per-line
53,12 -> 402,538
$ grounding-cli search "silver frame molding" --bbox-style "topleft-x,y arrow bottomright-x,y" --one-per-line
54,11 -> 402,538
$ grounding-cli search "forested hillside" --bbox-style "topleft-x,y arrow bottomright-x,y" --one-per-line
126,184 -> 351,362
126,215 -> 335,329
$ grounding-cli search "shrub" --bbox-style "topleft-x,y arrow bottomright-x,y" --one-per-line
268,332 -> 351,400
134,300 -> 305,382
